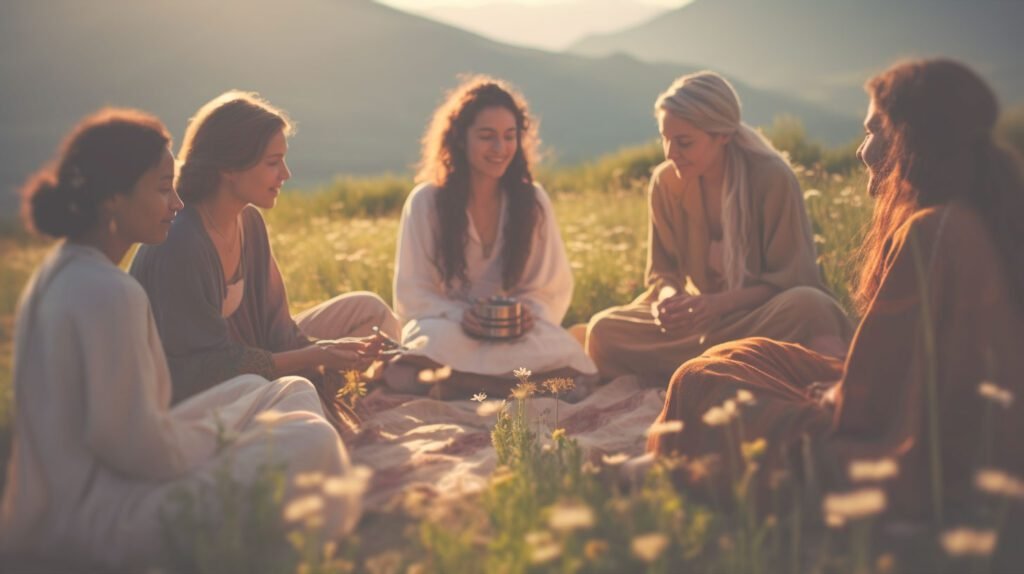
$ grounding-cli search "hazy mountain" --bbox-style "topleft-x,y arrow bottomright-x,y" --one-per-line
390,0 -> 674,51
0,0 -> 856,213
570,0 -> 1024,115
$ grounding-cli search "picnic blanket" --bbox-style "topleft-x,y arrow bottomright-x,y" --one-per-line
349,376 -> 666,511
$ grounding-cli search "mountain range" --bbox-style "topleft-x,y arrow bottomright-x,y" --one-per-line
0,0 -> 857,212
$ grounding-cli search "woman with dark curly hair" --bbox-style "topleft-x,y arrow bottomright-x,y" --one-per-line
385,76 -> 597,398
649,59 -> 1024,524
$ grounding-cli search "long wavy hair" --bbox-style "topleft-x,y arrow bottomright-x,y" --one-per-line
853,59 -> 1024,315
416,76 -> 540,290
655,71 -> 796,290
177,90 -> 293,204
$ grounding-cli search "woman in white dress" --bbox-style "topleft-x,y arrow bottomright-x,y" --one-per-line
0,109 -> 365,569
385,76 -> 597,399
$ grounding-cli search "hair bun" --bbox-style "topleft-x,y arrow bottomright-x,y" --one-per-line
24,170 -> 93,238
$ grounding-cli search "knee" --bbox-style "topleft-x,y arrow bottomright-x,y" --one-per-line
274,375 -> 319,396
351,291 -> 401,337
771,286 -> 838,316
584,308 -> 619,360
667,358 -> 709,397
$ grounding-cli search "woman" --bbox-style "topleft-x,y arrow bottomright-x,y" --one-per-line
386,76 -> 597,398
649,59 -> 1024,522
1,109 -> 364,568
130,91 -> 400,436
586,72 -> 852,384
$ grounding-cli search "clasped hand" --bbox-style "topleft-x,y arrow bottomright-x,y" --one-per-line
651,293 -> 723,334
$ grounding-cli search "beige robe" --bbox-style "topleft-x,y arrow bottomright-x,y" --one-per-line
0,243 -> 365,569
586,156 -> 852,384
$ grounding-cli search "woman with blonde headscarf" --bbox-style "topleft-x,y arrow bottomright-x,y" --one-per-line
585,71 -> 852,385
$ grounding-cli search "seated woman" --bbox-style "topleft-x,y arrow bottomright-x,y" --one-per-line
384,77 -> 597,398
130,91 -> 400,436
586,71 -> 852,384
649,59 -> 1024,522
0,110 -> 364,568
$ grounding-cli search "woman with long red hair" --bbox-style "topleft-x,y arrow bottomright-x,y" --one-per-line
649,59 -> 1024,524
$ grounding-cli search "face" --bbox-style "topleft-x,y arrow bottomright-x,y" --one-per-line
658,110 -> 729,182
224,129 -> 291,209
108,147 -> 183,244
464,106 -> 518,183
856,99 -> 889,197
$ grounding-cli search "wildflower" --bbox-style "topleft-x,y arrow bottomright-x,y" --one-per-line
417,365 -> 453,384
702,406 -> 734,427
511,381 -> 537,400
529,541 -> 562,564
940,527 -> 998,557
551,428 -> 567,442
735,389 -> 756,405
581,461 -> 601,475
848,458 -> 899,482
741,438 -> 766,462
602,453 -> 630,466
284,494 -> 324,523
584,539 -> 609,561
974,468 -> 1024,500
543,377 -> 575,394
804,189 -> 822,200
471,392 -> 487,402
548,501 -> 595,531
513,367 -> 532,382
631,533 -> 669,563
645,420 -> 684,437
823,488 -> 887,521
978,380 -> 1014,408
338,370 -> 367,405
475,399 -> 505,417
323,467 -> 371,498
293,471 -> 325,489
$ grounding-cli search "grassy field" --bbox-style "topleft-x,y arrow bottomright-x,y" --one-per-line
1,116 -> 1020,572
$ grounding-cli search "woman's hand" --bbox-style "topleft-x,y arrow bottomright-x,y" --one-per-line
652,293 -> 725,334
314,336 -> 383,371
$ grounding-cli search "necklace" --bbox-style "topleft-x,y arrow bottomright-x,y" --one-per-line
201,204 -> 240,255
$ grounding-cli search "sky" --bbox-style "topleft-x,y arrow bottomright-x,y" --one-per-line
375,0 -> 694,51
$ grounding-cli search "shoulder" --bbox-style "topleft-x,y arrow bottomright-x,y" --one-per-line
404,182 -> 440,213
61,255 -> 150,318
746,153 -> 799,194
530,182 -> 554,212
649,161 -> 682,197
899,202 -> 989,248
132,206 -> 209,273
240,204 -> 270,243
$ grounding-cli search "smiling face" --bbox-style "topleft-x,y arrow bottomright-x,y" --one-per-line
856,99 -> 890,197
464,105 -> 519,184
107,147 -> 182,244
657,110 -> 729,182
222,129 -> 291,209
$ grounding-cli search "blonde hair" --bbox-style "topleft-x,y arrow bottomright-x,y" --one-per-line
177,90 -> 293,203
655,71 -> 789,290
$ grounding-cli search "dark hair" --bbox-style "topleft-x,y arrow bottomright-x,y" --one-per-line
416,76 -> 541,290
177,90 -> 293,203
20,108 -> 171,239
854,59 -> 1024,314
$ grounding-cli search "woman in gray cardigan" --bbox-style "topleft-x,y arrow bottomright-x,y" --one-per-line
131,91 -> 400,437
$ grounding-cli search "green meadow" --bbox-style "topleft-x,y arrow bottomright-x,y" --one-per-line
1,114 -> 1022,572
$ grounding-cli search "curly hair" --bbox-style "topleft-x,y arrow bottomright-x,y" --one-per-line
416,76 -> 541,290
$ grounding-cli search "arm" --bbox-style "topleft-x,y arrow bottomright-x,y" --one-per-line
645,166 -> 685,300
508,185 -> 573,325
80,278 -> 214,479
393,185 -> 469,323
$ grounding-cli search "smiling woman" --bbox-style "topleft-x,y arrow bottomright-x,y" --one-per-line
385,76 -> 597,398
1,109 -> 366,569
130,91 -> 400,438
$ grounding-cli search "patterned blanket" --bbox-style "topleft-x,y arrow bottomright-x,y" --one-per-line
350,376 -> 666,511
